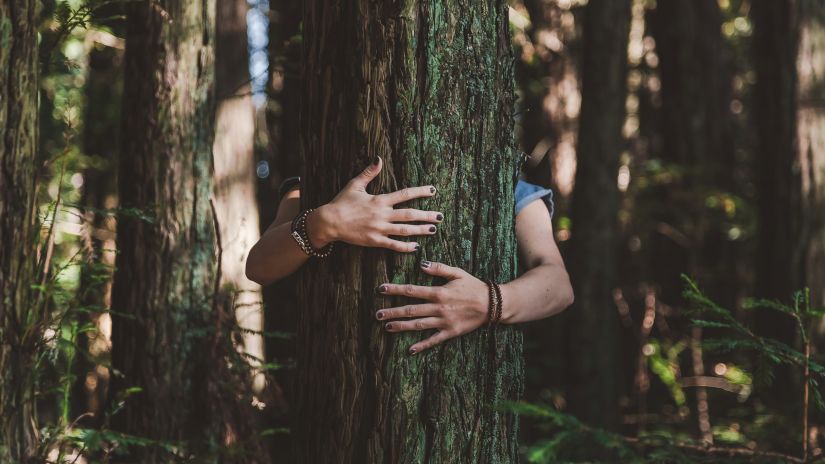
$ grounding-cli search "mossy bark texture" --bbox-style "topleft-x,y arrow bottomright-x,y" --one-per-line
0,0 -> 40,462
108,2 -> 228,461
295,1 -> 522,463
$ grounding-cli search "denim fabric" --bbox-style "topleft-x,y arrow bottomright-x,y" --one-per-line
515,180 -> 555,219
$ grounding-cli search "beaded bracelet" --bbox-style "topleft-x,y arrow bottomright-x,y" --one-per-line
485,280 -> 503,328
291,208 -> 335,258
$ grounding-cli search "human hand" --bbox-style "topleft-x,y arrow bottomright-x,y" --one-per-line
307,157 -> 443,252
375,260 -> 490,354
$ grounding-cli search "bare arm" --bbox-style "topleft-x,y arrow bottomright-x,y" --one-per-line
245,157 -> 444,286
375,197 -> 574,354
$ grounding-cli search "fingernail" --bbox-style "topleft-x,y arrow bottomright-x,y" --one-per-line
420,260 -> 431,268
409,347 -> 417,355
436,213 -> 443,221
430,186 -> 436,194
376,284 -> 387,293
414,244 -> 420,251
385,323 -> 393,331
372,156 -> 381,165
429,226 -> 436,233
376,311 -> 385,320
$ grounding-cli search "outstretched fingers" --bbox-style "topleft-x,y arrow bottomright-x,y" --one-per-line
376,283 -> 440,301
408,330 -> 453,355
419,260 -> 465,280
380,185 -> 436,206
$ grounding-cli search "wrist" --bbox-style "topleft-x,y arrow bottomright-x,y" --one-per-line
306,205 -> 337,248
498,282 -> 515,324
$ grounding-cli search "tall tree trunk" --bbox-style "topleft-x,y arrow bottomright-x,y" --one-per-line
751,0 -> 801,350
214,0 -> 265,395
567,0 -> 630,430
109,2 -> 226,460
72,39 -> 122,429
295,1 -> 521,462
0,1 -> 41,461
797,0 -> 825,321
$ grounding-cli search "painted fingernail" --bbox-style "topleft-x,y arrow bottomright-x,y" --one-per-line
372,156 -> 381,165
409,347 -> 417,355
420,260 -> 431,268
430,186 -> 436,194
376,284 -> 387,293
429,226 -> 436,233
385,323 -> 393,331
436,213 -> 443,221
376,311 -> 385,320
414,244 -> 421,251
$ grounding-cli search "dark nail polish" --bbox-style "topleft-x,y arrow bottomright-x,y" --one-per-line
430,187 -> 436,194
376,284 -> 387,293
385,323 -> 393,331
420,260 -> 431,268
429,226 -> 436,233
372,156 -> 381,165
376,311 -> 385,320
414,244 -> 421,251
436,213 -> 443,221
409,347 -> 417,355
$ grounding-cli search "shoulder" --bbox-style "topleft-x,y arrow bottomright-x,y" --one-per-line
515,180 -> 555,219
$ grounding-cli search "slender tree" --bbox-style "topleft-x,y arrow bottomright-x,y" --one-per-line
295,0 -> 521,462
751,0 -> 800,347
566,0 -> 630,430
796,0 -> 825,317
108,1 -> 229,460
0,1 -> 41,461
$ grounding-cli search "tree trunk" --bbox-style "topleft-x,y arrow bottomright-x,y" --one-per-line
214,0 -> 265,395
109,2 -> 226,460
566,0 -> 630,430
751,0 -> 801,346
295,1 -> 521,462
797,0 -> 825,320
72,38 -> 122,429
0,1 -> 41,461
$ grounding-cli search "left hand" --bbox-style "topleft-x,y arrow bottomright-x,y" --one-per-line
375,260 -> 489,355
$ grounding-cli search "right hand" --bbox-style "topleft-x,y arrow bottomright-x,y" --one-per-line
307,156 -> 443,252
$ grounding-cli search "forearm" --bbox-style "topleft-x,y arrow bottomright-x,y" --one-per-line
245,206 -> 335,285
498,263 -> 574,325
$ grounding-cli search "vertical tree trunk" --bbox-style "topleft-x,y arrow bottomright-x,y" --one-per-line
567,0 -> 630,430
109,2 -> 224,460
296,1 -> 521,462
0,1 -> 40,461
214,0 -> 265,394
796,0 -> 825,317
751,0 -> 801,345
72,38 -> 122,429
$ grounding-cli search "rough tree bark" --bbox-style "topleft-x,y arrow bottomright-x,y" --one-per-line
0,1 -> 40,461
566,0 -> 630,430
295,1 -> 521,462
108,1 -> 234,460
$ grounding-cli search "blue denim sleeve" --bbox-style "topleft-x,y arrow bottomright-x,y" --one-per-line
515,180 -> 555,219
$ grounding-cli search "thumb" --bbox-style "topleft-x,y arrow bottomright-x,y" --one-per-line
348,156 -> 382,191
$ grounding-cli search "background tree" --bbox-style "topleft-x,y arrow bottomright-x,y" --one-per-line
295,0 -> 522,462
0,0 -> 41,461
565,0 -> 630,431
107,1 -> 260,460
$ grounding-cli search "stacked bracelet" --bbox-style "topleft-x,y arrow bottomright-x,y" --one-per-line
484,280 -> 503,328
291,208 -> 335,258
